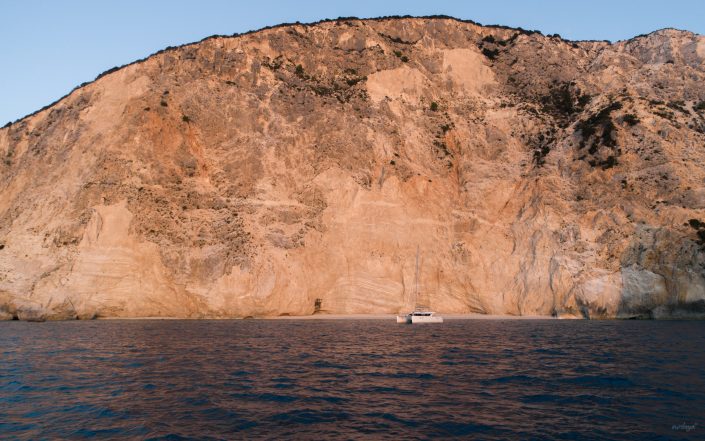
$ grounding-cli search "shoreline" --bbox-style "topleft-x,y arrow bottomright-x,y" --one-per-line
268,313 -> 558,320
5,312 -> 704,322
92,313 -> 561,321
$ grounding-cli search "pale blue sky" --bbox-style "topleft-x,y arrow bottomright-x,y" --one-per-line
2,0 -> 704,124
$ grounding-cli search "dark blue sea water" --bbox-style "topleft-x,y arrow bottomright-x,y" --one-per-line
1,319 -> 703,440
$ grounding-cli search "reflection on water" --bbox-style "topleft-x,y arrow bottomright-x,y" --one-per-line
1,319 -> 704,439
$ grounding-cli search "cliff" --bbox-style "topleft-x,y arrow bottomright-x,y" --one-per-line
1,17 -> 705,320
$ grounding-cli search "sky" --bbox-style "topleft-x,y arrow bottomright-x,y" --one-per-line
2,0 -> 704,124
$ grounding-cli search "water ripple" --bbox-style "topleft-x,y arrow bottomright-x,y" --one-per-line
0,319 -> 703,440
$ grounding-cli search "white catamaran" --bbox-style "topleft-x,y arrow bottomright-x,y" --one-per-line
396,246 -> 443,324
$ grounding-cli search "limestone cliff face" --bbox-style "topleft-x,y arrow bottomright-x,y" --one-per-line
2,18 -> 705,319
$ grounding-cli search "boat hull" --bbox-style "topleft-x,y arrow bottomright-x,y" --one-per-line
396,315 -> 411,324
396,313 -> 443,324
410,315 -> 443,324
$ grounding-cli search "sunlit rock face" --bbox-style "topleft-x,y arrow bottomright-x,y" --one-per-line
1,18 -> 705,319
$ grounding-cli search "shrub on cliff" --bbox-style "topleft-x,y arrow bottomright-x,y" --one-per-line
393,50 -> 408,62
482,48 -> 499,60
95,66 -> 120,81
623,114 -> 640,126
667,100 -> 689,114
689,219 -> 704,229
601,155 -> 617,169
482,35 -> 496,43
346,76 -> 366,86
295,64 -> 305,78
576,101 -> 622,148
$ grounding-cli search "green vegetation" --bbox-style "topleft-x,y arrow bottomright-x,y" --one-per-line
482,35 -> 496,43
539,82 -> 590,119
346,77 -> 365,86
379,32 -> 414,45
310,85 -> 333,97
430,102 -> 439,112
654,109 -> 675,121
574,101 -> 624,169
601,155 -> 618,170
160,100 -> 168,107
482,48 -> 499,60
263,56 -> 283,70
95,66 -> 120,81
295,64 -> 305,78
698,231 -> 705,245
533,145 -> 551,167
182,115 -> 190,123
433,140 -> 451,158
667,100 -> 689,114
531,130 -> 557,167
576,101 -> 622,149
623,114 -> 640,126
305,69 -> 368,103
577,94 -> 592,108
393,50 -> 409,62
688,219 -> 705,245
695,101 -> 705,112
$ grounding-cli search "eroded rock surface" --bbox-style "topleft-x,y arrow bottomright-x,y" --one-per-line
1,18 -> 705,319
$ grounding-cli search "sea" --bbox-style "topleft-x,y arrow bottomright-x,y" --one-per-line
1,319 -> 703,440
